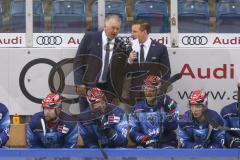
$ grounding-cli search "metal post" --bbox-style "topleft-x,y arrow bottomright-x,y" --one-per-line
170,0 -> 179,47
98,0 -> 105,31
26,0 -> 33,47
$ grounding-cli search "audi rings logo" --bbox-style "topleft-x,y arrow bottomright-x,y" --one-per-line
182,36 -> 208,45
36,36 -> 63,45
19,56 -> 174,105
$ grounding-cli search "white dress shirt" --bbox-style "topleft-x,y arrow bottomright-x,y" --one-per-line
131,37 -> 151,62
99,31 -> 115,82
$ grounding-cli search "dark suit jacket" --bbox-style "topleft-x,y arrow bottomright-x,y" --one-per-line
144,39 -> 171,80
74,31 -> 126,92
124,39 -> 171,105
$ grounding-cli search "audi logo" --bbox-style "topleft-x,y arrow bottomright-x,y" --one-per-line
36,36 -> 63,45
118,36 -> 134,44
19,56 -> 174,105
182,36 -> 208,45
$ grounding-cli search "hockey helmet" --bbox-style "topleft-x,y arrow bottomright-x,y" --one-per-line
189,90 -> 208,106
87,87 -> 106,104
42,93 -> 62,109
144,75 -> 161,88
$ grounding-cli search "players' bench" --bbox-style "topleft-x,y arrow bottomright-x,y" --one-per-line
6,124 -> 26,147
6,124 -> 136,148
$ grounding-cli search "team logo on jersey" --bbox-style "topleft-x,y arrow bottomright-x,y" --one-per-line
147,115 -> 157,126
57,125 -> 69,134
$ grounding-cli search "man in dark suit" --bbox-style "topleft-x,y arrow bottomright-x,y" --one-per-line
74,15 -> 125,111
128,19 -> 171,80
124,19 -> 171,104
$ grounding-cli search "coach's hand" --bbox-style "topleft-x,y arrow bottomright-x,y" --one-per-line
128,51 -> 138,63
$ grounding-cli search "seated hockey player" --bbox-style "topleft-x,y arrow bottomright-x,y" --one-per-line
26,93 -> 78,148
0,103 -> 10,147
179,89 -> 224,148
129,75 -> 179,148
220,82 -> 240,148
79,87 -> 128,148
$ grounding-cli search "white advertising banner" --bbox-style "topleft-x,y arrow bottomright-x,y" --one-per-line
0,48 -> 239,115
168,48 -> 240,114
179,33 -> 240,48
3,48 -> 78,115
33,33 -> 171,48
33,33 -> 84,48
0,33 -> 25,47
0,33 -> 239,48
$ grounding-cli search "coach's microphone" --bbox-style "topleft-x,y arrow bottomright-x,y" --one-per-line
133,51 -> 138,62
125,36 -> 133,54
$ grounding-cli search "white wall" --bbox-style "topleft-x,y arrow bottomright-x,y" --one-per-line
0,48 -> 239,115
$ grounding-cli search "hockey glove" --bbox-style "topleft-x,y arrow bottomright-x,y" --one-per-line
230,137 -> 240,148
99,115 -> 119,137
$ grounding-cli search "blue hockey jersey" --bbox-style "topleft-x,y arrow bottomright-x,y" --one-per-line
129,95 -> 179,148
221,102 -> 240,148
179,109 -> 224,148
26,112 -> 78,148
79,104 -> 128,148
0,103 -> 10,147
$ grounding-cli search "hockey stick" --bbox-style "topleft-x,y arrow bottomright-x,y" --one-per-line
203,82 -> 240,131
98,140 -> 108,160
158,73 -> 182,146
168,73 -> 182,84
203,109 -> 240,131
162,73 -> 182,94
237,82 -> 240,117
96,116 -> 108,160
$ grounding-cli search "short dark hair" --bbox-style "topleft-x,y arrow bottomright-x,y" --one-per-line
132,19 -> 151,34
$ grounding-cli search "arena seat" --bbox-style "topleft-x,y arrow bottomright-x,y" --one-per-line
134,0 -> 169,33
178,0 -> 209,33
92,0 -> 128,32
216,0 -> 240,32
51,0 -> 86,33
9,0 -> 44,32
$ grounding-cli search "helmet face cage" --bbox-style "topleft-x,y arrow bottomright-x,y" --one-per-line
42,93 -> 62,109
189,90 -> 208,106
143,85 -> 159,93
143,75 -> 161,94
87,87 -> 105,105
